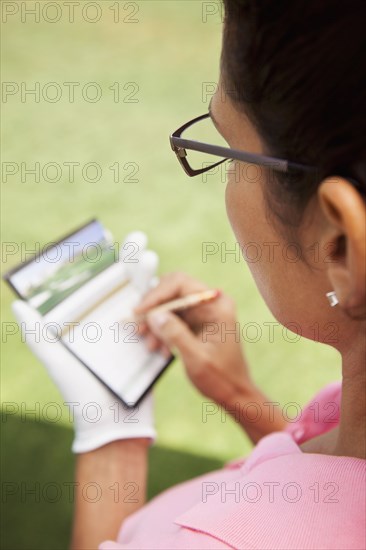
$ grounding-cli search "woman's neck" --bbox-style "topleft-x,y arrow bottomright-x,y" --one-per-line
301,338 -> 365,459
335,341 -> 366,459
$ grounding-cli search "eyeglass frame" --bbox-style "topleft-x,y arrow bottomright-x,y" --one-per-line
169,112 -> 317,177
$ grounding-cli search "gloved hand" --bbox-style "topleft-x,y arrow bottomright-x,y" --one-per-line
12,231 -> 158,454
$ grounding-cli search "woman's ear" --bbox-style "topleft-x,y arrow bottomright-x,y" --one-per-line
318,176 -> 366,318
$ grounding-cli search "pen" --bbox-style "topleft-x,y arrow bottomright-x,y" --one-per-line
122,288 -> 221,324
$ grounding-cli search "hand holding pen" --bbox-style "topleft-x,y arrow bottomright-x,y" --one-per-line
133,271 -> 250,397
133,271 -> 286,440
128,288 -> 220,324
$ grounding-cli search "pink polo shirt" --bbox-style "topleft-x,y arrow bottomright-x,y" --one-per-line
100,382 -> 366,549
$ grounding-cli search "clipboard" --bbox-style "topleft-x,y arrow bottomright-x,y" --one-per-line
3,219 -> 174,407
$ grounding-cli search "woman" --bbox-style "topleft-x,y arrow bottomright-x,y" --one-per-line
16,0 -> 366,548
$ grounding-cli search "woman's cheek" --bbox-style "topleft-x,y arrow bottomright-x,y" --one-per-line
225,171 -> 286,318
225,166 -> 269,262
224,174 -> 236,231
225,167 -> 249,237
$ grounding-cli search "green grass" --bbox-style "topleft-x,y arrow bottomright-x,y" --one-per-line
1,3 -> 340,549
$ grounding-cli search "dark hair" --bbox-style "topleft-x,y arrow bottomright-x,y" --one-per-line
221,0 -> 366,223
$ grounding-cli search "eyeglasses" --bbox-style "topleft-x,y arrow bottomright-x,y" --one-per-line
169,113 -> 317,177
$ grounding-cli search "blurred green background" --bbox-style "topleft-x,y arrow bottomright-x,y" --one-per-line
1,2 -> 340,549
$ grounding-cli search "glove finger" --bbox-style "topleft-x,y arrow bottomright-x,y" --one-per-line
12,300 -> 96,381
120,231 -> 148,280
132,250 -> 159,294
120,231 -> 147,262
11,299 -> 66,361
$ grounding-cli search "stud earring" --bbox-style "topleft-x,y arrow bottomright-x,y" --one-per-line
326,291 -> 339,307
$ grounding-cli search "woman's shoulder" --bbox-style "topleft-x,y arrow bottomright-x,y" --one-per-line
172,381 -> 364,550
174,429 -> 365,549
101,382 -> 365,550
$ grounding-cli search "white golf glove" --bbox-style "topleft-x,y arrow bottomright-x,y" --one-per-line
12,231 -> 158,454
